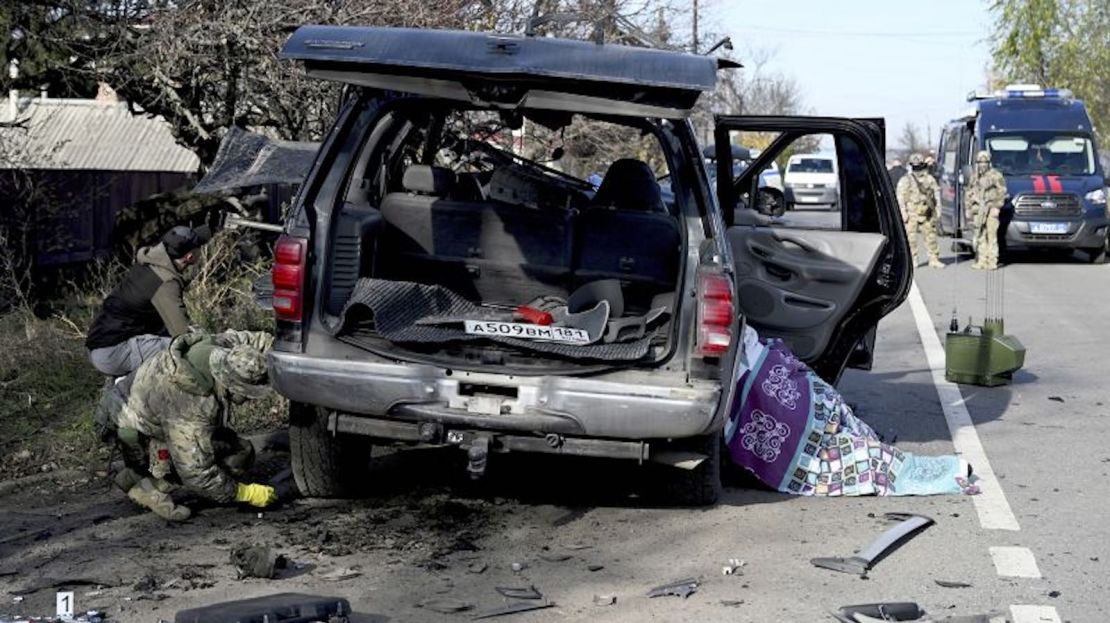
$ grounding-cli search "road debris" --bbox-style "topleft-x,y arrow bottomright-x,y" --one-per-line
562,543 -> 592,551
831,601 -> 925,622
318,567 -> 361,582
934,579 -> 973,588
593,594 -> 617,606
1048,396 -> 1065,403
510,562 -> 527,573
587,564 -> 604,572
538,552 -> 571,562
417,598 -> 475,614
720,600 -> 745,608
472,600 -> 555,619
722,558 -> 746,575
812,513 -> 935,577
229,544 -> 279,579
494,586 -> 543,600
468,563 -> 489,574
646,577 -> 699,599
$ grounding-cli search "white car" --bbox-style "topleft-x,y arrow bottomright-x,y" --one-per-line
784,154 -> 839,210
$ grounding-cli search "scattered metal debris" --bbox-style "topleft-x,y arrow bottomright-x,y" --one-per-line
934,579 -> 973,589
720,600 -> 745,608
417,598 -> 475,614
587,564 -> 604,572
646,577 -> 699,599
563,543 -> 593,551
538,553 -> 572,562
1048,396 -> 1065,403
723,558 -> 746,576
468,563 -> 489,574
510,562 -> 527,573
831,602 -> 925,623
593,594 -> 617,606
472,600 -> 554,619
495,586 -> 543,601
812,513 -> 935,577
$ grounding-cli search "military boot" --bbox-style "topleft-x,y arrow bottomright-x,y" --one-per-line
127,478 -> 191,521
928,258 -> 945,269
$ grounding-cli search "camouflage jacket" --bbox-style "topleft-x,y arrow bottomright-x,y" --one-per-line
896,171 -> 939,219
966,166 -> 1007,221
115,330 -> 273,502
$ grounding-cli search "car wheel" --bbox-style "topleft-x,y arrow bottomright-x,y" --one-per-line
651,434 -> 721,506
289,402 -> 372,498
1086,237 -> 1108,264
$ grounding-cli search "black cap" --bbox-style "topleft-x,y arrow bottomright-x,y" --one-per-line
162,224 -> 212,259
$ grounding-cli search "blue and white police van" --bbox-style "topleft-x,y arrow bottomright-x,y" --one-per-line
935,84 -> 1109,262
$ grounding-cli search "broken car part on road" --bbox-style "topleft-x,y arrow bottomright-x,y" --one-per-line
811,513 -> 935,577
173,593 -> 351,623
646,577 -> 700,599
831,602 -> 926,623
472,600 -> 555,619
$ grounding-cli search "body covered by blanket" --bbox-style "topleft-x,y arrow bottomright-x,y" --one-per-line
724,326 -> 975,496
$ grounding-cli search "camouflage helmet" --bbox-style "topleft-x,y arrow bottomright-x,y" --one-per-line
908,153 -> 925,166
925,155 -> 935,166
976,150 -> 992,164
210,345 -> 271,400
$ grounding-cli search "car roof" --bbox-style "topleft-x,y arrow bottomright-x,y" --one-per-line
965,98 -> 1094,133
281,25 -> 723,117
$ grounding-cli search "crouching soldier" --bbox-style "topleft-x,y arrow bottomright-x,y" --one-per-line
95,329 -> 278,520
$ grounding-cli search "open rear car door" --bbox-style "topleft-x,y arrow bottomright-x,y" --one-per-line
714,116 -> 912,383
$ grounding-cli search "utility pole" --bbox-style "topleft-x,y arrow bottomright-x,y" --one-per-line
692,0 -> 699,54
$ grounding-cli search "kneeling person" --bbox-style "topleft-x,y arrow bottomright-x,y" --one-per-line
98,329 -> 278,520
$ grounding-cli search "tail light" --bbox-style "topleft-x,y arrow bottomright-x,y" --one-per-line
272,235 -> 307,323
697,269 -> 734,357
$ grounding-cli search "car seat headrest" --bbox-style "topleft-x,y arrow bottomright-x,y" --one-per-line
403,165 -> 455,196
592,158 -> 666,213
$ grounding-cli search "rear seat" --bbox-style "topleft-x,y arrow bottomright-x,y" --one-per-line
574,159 -> 682,305
379,165 -> 575,303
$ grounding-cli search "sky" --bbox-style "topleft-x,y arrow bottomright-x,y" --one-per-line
710,0 -> 994,150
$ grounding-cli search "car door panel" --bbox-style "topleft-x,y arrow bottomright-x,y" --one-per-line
714,115 -> 911,383
729,227 -> 887,359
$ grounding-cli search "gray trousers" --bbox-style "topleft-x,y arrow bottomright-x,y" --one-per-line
89,335 -> 172,377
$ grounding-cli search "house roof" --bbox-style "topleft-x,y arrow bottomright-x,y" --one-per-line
0,97 -> 200,173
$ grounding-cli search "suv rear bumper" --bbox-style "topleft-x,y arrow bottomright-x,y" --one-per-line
269,352 -> 722,440
1004,215 -> 1109,250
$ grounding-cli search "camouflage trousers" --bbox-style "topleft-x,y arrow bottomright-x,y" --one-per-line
974,215 -> 1000,270
905,215 -> 940,263
112,426 -> 254,494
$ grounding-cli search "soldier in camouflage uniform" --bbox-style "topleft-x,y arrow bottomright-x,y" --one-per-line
966,150 -> 1007,270
96,330 -> 278,520
896,153 -> 944,268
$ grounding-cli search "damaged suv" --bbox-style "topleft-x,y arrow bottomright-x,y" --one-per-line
265,25 -> 912,505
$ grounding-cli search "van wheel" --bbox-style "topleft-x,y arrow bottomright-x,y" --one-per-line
289,402 -> 371,498
1087,237 -> 1108,264
652,434 -> 722,506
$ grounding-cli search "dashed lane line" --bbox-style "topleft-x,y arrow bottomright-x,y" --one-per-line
906,282 -> 1021,531
1010,605 -> 1063,623
990,546 -> 1043,578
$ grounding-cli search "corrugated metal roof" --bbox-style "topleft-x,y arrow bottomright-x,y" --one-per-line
0,97 -> 200,173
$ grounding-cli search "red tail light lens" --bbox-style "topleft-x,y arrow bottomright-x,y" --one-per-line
272,236 -> 307,322
697,270 -> 734,357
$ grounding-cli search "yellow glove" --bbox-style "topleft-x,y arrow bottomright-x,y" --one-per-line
235,482 -> 278,508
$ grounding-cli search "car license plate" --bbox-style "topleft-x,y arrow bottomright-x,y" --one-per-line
1030,222 -> 1069,234
463,320 -> 591,344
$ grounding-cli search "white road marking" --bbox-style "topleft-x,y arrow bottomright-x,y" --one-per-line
907,283 -> 1021,531
1010,605 -> 1062,623
990,546 -> 1042,578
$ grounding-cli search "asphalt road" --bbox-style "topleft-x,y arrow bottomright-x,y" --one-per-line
1,208 -> 1105,622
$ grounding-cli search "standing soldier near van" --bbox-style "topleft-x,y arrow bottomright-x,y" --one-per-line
966,150 -> 1007,270
896,153 -> 944,269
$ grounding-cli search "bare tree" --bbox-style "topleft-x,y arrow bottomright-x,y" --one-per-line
897,121 -> 928,160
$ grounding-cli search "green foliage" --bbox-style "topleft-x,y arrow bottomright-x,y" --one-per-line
989,0 -> 1110,139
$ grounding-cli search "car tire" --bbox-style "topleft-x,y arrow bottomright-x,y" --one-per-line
652,434 -> 721,506
289,402 -> 371,498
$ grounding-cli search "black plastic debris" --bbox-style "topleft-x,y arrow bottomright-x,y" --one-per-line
494,586 -> 543,600
472,600 -> 555,619
812,513 -> 935,577
831,602 -> 925,622
417,598 -> 475,614
174,593 -> 351,623
934,579 -> 973,589
646,577 -> 699,599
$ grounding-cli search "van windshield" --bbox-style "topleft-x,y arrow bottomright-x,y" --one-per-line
985,132 -> 1096,176
788,158 -> 834,173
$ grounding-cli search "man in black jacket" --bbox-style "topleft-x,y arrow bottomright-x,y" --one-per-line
86,225 -> 211,377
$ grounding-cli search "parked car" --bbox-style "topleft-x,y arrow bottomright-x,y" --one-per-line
784,153 -> 840,210
936,84 -> 1109,263
263,25 -> 912,505
702,144 -> 785,216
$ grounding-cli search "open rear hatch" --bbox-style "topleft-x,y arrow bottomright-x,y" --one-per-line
280,25 -> 721,117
